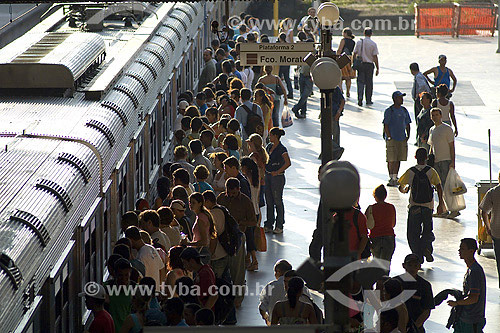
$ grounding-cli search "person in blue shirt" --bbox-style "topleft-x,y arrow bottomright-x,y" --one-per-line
383,91 -> 411,186
195,92 -> 208,116
193,165 -> 214,193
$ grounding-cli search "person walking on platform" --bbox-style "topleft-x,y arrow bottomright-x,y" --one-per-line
479,171 -> 500,288
410,62 -> 431,123
423,54 -> 457,96
398,148 -> 446,265
352,27 -> 379,106
383,91 -> 411,187
337,27 -> 356,98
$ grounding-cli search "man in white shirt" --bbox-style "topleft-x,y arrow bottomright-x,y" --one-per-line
174,100 -> 189,132
259,261 -> 313,325
428,107 -> 456,217
139,210 -> 171,251
125,226 -> 165,289
352,27 -> 379,106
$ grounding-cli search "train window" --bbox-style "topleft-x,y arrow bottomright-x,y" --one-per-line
135,130 -> 145,197
168,85 -> 173,137
193,39 -> 198,81
185,56 -> 191,91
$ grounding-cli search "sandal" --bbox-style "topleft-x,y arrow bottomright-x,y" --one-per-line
247,261 -> 259,271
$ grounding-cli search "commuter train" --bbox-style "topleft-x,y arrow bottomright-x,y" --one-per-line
0,2 -> 227,332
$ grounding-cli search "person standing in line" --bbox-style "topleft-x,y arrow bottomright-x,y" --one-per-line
423,54 -> 457,95
383,91 -> 411,187
352,27 -> 379,106
396,254 -> 435,332
398,148 -> 445,265
264,128 -> 291,234
410,63 -> 431,123
479,171 -> 500,288
234,88 -> 264,142
366,185 -> 396,264
337,27 -> 356,98
139,210 -> 171,252
80,283 -> 115,333
416,92 -> 434,152
258,66 -> 288,126
427,107 -> 457,217
447,239 -> 486,333
198,49 -> 216,92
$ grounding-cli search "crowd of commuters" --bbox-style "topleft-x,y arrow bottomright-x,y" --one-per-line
78,7 -> 498,333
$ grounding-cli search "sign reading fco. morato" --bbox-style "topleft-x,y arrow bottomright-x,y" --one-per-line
239,43 -> 316,66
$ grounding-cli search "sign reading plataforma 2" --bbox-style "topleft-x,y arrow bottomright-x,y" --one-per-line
239,43 -> 316,66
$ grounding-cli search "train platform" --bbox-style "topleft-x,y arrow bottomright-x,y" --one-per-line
238,35 -> 500,331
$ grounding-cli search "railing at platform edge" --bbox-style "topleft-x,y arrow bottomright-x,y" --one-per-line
415,2 -> 498,37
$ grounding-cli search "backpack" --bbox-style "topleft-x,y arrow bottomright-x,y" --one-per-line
241,103 -> 264,137
410,166 -> 434,203
214,205 -> 243,256
213,276 -> 235,324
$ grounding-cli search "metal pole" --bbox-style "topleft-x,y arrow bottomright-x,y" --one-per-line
489,129 -> 492,184
274,0 -> 279,37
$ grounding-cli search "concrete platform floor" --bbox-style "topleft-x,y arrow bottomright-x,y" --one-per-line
237,36 -> 500,331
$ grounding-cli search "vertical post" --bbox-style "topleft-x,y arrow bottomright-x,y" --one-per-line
321,90 -> 334,165
274,0 -> 279,37
489,129 -> 492,184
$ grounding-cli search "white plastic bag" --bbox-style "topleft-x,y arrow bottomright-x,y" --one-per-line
281,103 -> 293,128
444,168 -> 466,212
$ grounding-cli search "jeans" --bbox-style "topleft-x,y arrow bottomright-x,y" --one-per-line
407,206 -> 435,263
434,160 -> 452,188
332,118 -> 340,146
272,96 -> 281,127
245,226 -> 257,252
279,66 -> 293,97
264,173 -> 286,229
371,235 -> 396,262
357,62 -> 374,103
493,236 -> 500,288
210,255 -> 230,279
292,74 -> 313,115
229,233 -> 246,304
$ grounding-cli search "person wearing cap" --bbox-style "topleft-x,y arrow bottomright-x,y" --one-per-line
199,49 -> 216,93
398,148 -> 445,265
395,254 -> 434,332
423,54 -> 457,95
352,27 -> 379,106
383,91 -> 411,187
175,100 -> 189,132
80,283 -> 115,333
180,247 -> 218,309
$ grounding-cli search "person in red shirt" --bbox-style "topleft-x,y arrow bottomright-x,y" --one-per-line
335,207 -> 369,259
180,247 -> 218,309
365,185 -> 397,264
79,283 -> 115,333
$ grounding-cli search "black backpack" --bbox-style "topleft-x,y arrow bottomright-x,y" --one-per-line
213,276 -> 235,324
241,103 -> 264,137
214,205 -> 243,256
410,166 -> 434,203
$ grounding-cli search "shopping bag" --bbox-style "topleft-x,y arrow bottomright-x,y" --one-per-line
254,227 -> 267,252
447,168 -> 467,195
281,104 -> 293,128
444,168 -> 466,212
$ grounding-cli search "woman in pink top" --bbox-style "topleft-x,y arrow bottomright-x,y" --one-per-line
181,193 -> 217,264
365,185 -> 396,263
165,246 -> 191,298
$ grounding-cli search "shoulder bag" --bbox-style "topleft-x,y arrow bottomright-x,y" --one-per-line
352,39 -> 364,71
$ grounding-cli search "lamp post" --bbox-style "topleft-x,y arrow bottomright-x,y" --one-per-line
320,161 -> 360,331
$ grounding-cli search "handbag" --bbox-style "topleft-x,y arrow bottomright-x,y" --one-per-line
275,77 -> 284,96
365,205 -> 375,230
352,39 -> 363,71
281,104 -> 293,128
254,227 -> 267,252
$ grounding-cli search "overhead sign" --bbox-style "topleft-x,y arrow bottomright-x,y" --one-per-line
239,43 -> 316,66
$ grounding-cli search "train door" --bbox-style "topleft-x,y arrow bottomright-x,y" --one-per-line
111,147 -> 131,238
42,241 -> 76,333
132,122 -> 147,201
102,179 -> 113,261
